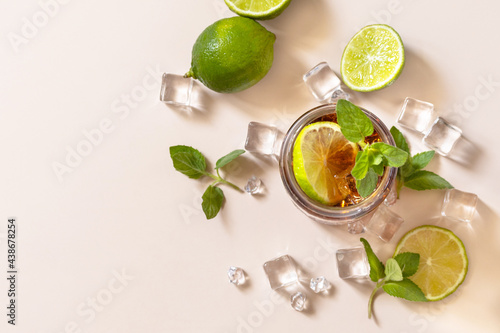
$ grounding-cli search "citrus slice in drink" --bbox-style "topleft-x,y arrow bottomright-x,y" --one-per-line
341,24 -> 405,92
394,225 -> 468,301
224,0 -> 293,20
292,122 -> 359,205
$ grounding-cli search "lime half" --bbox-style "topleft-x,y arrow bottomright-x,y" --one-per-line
341,24 -> 405,92
292,122 -> 358,205
224,0 -> 293,20
394,225 -> 468,301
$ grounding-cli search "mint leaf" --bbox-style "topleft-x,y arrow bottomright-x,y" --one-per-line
382,278 -> 428,302
351,151 -> 370,180
371,162 -> 384,176
371,142 -> 408,167
336,99 -> 374,143
384,258 -> 403,282
390,126 -> 409,153
215,149 -> 245,169
360,238 -> 385,282
404,170 -> 453,190
366,147 -> 383,166
170,145 -> 207,179
201,185 -> 224,219
401,155 -> 415,176
411,151 -> 435,170
356,168 -> 379,198
394,252 -> 420,277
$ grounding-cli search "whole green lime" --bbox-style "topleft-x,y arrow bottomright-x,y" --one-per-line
185,17 -> 276,93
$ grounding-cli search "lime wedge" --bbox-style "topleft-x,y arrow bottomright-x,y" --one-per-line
341,24 -> 405,92
394,225 -> 468,301
224,0 -> 292,20
293,122 -> 359,205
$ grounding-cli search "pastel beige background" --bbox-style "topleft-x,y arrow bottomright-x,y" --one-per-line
1,0 -> 500,332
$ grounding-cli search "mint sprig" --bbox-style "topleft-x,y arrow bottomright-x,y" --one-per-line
361,238 -> 427,319
169,145 -> 245,219
390,127 -> 453,196
336,100 -> 408,197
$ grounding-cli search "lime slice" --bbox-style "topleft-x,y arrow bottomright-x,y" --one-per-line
341,24 -> 405,92
224,0 -> 292,20
394,225 -> 468,301
293,122 -> 359,205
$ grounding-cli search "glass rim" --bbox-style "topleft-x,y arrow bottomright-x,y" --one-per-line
278,103 -> 397,225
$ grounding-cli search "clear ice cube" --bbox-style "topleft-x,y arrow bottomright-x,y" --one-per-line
441,189 -> 478,223
263,255 -> 299,290
244,176 -> 263,195
303,62 -> 349,103
228,266 -> 246,286
346,209 -> 377,235
347,221 -> 365,234
397,97 -> 436,133
290,292 -> 306,311
336,247 -> 369,279
384,181 -> 398,206
365,205 -> 404,242
160,73 -> 198,108
309,276 -> 331,293
423,117 -> 462,156
244,122 -> 284,157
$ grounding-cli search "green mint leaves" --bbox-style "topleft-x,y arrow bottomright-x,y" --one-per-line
390,127 -> 453,196
360,238 -> 427,319
170,145 -> 245,220
201,185 -> 224,219
336,99 -> 452,199
336,100 -> 408,197
170,145 -> 207,179
337,99 -> 374,142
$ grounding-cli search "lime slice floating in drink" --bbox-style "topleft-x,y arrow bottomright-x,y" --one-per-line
292,122 -> 359,205
394,225 -> 468,301
341,24 -> 405,92
224,0 -> 293,20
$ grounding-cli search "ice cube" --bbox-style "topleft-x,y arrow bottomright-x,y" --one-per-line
365,205 -> 404,242
336,247 -> 369,279
290,292 -> 306,311
384,181 -> 398,206
347,209 -> 377,235
263,255 -> 299,290
309,276 -> 331,293
244,176 -> 263,195
397,97 -> 436,133
347,221 -> 365,234
441,189 -> 478,223
423,117 -> 462,156
227,266 -> 246,286
244,122 -> 284,158
160,73 -> 199,109
303,62 -> 349,103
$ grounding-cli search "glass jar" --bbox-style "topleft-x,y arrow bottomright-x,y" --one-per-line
279,104 -> 397,227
